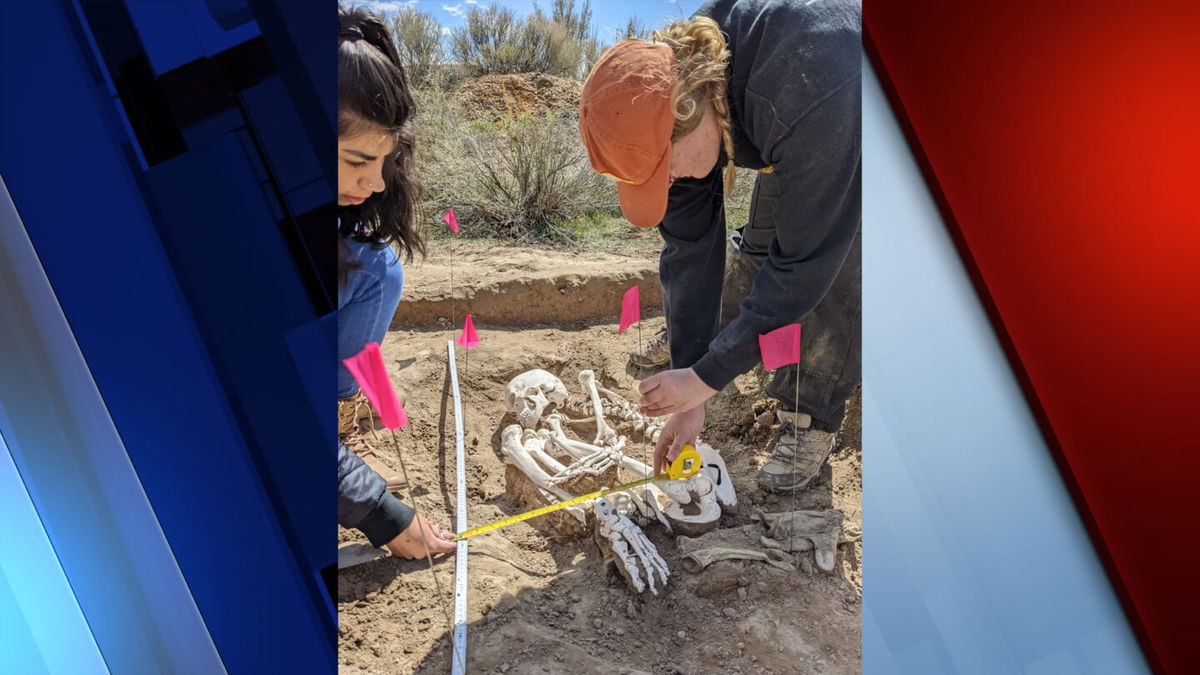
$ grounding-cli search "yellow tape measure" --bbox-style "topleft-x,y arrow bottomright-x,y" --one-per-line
452,445 -> 701,542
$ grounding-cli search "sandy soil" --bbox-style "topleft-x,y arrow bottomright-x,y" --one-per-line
393,243 -> 662,330
338,301 -> 862,674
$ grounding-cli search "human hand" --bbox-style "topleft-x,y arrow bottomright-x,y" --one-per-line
653,405 -> 705,474
385,514 -> 456,560
638,368 -> 717,417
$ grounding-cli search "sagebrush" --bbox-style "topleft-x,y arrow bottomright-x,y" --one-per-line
415,89 -> 618,240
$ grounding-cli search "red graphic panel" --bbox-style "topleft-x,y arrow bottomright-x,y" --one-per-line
865,3 -> 1200,673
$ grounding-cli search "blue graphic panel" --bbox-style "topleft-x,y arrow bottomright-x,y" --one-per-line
0,1 -> 335,672
0,432 -> 107,675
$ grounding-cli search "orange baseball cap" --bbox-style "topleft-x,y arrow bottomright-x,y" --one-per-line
579,39 -> 677,228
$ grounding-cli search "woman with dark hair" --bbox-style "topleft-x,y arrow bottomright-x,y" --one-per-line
335,6 -> 454,560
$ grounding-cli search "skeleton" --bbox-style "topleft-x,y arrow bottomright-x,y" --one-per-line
498,368 -> 740,594
594,497 -> 669,595
696,442 -> 736,508
566,376 -> 663,442
499,424 -> 589,524
576,370 -> 618,444
504,370 -> 568,428
539,414 -> 624,485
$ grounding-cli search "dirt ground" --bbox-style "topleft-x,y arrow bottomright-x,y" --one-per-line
456,73 -> 583,123
338,307 -> 862,674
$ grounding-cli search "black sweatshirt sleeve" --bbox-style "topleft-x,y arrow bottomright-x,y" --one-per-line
691,77 -> 861,391
337,442 -> 414,548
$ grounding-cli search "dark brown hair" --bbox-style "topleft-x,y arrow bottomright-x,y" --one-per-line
338,6 -> 425,284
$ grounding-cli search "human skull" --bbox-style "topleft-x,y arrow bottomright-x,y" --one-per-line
505,369 -> 568,428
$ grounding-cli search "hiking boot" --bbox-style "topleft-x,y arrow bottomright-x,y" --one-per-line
339,393 -> 405,492
338,391 -> 374,435
757,411 -> 837,495
629,327 -> 671,369
343,429 -> 407,492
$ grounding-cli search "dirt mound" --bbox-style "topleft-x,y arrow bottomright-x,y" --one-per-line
394,244 -> 662,329
457,73 -> 583,122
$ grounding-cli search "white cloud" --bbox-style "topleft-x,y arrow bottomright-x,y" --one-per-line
464,0 -> 478,4
362,0 -> 417,13
441,26 -> 452,35
442,3 -> 465,17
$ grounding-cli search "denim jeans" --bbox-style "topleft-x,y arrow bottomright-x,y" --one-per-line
338,240 -> 403,398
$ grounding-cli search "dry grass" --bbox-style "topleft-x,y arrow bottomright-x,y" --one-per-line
411,87 -> 756,251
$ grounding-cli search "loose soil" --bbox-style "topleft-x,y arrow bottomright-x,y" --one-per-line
456,73 -> 583,122
393,243 -> 662,330
338,248 -> 862,674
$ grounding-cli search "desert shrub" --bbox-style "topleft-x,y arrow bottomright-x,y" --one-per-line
389,7 -> 443,88
551,0 -> 602,78
414,89 -> 618,240
450,1 -> 600,80
620,16 -> 650,41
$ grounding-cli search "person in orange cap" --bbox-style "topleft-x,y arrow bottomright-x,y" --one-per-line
580,0 -> 861,495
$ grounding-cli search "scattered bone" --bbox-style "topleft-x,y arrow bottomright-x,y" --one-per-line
679,546 -> 796,573
594,498 -> 669,595
504,370 -> 568,428
752,508 -> 847,574
675,524 -> 798,574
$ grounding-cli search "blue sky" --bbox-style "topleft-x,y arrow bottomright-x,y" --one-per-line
358,0 -> 705,43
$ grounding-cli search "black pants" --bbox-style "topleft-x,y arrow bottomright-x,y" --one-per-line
662,169 -> 861,433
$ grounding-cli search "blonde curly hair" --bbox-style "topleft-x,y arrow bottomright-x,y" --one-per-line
653,16 -> 735,192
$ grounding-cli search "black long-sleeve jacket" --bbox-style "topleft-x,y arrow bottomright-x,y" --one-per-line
337,442 -> 414,547
665,0 -> 862,390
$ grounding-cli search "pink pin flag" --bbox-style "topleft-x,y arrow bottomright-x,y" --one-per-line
758,323 -> 801,371
618,285 -> 640,334
455,314 -> 479,349
442,207 -> 460,234
342,342 -> 409,429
